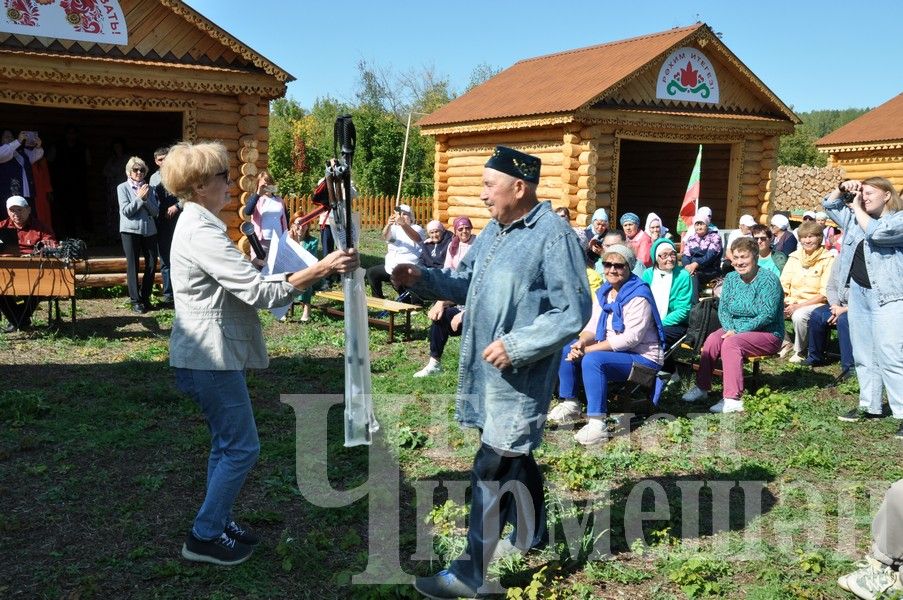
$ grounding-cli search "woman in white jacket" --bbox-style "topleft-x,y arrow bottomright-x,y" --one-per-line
162,141 -> 358,566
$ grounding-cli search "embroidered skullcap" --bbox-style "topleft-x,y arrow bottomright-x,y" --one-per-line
484,146 -> 541,184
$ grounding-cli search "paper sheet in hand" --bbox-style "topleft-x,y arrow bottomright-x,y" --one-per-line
264,231 -> 319,320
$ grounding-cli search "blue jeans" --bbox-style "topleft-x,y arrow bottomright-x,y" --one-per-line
175,368 -> 260,540
558,344 -> 662,416
848,282 -> 903,418
806,305 -> 853,370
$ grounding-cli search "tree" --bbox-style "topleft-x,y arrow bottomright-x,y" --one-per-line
778,108 -> 870,167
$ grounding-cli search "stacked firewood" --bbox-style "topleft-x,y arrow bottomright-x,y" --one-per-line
771,165 -> 845,212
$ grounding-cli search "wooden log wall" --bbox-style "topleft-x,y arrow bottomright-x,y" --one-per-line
439,128 -> 565,232
739,135 -> 779,225
827,150 -> 903,192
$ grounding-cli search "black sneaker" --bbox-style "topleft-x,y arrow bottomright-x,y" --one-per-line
838,408 -> 888,423
225,520 -> 259,545
181,532 -> 253,566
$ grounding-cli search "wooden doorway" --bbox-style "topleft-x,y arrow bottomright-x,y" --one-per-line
616,139 -> 731,231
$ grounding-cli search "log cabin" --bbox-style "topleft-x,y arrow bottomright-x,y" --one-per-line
419,24 -> 799,232
0,0 -> 292,259
815,92 -> 903,191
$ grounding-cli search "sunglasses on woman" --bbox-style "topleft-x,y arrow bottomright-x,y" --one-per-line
602,261 -> 627,271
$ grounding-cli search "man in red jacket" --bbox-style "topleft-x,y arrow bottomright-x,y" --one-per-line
0,195 -> 56,331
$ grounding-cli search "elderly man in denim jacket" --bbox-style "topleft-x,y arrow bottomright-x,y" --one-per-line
395,146 -> 591,598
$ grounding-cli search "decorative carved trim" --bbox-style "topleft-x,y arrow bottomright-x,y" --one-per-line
0,59 -> 284,97
819,142 -> 903,154
577,109 -> 792,137
830,155 -> 903,165
0,89 -> 197,140
610,135 -> 620,218
446,142 -> 563,154
615,129 -> 744,145
420,115 -> 574,136
160,0 -> 292,83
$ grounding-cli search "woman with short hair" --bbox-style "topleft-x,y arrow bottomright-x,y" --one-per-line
549,244 -> 664,445
825,177 -> 903,435
779,220 -> 834,362
117,156 -> 159,313
163,141 -> 358,566
750,224 -> 786,276
682,237 -> 784,413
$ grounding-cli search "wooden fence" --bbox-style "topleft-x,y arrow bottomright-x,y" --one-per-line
283,195 -> 434,228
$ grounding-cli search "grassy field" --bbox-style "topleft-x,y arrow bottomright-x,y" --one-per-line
1,230 -> 900,599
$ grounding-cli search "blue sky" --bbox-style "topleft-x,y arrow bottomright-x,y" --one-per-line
183,0 -> 901,114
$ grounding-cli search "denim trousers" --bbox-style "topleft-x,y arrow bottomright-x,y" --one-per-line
175,368 -> 261,540
558,344 -> 662,416
806,305 -> 853,370
848,281 -> 903,417
428,305 -> 462,360
449,443 -> 545,592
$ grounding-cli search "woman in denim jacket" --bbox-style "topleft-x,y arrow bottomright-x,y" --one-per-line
162,142 -> 358,566
824,177 -> 903,437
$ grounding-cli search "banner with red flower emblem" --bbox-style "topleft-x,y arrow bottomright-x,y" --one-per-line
656,47 -> 720,104
2,0 -> 127,45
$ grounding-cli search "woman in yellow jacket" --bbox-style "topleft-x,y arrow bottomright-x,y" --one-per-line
779,220 -> 835,362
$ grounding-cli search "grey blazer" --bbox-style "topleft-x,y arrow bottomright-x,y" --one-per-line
117,180 -> 159,235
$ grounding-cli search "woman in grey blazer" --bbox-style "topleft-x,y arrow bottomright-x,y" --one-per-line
161,141 -> 358,566
117,156 -> 159,313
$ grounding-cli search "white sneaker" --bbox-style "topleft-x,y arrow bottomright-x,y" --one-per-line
547,400 -> 581,424
574,417 -> 608,446
778,341 -> 794,358
710,398 -> 744,413
413,363 -> 441,378
839,555 -> 902,598
682,385 -> 708,403
788,353 -> 804,364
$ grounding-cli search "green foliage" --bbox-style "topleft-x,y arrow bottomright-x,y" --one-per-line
778,108 -> 869,166
393,425 -> 428,450
741,386 -> 795,433
545,448 -> 607,490
505,565 -> 593,599
585,559 -> 653,584
666,554 -> 732,597
0,389 -> 50,425
796,550 -> 825,574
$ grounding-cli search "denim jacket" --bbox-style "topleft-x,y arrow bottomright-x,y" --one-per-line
412,201 -> 591,453
823,197 -> 903,306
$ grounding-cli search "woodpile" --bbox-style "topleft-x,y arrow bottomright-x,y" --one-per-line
771,165 -> 845,213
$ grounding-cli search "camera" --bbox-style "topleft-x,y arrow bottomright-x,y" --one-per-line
838,180 -> 856,204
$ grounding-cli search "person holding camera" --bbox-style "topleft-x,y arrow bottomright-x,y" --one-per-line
0,130 -> 36,220
366,203 -> 423,300
242,170 -> 286,257
162,141 -> 359,566
825,178 -> 903,436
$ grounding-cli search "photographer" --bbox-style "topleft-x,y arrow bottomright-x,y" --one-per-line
365,203 -> 423,300
242,170 -> 286,257
825,178 -> 903,437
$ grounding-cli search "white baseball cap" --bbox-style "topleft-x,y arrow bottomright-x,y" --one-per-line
6,195 -> 28,209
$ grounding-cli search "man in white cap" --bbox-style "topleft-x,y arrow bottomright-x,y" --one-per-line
770,213 -> 798,255
0,195 -> 56,331
365,203 -> 424,300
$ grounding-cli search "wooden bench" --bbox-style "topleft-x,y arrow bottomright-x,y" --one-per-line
314,290 -> 420,343
679,342 -> 773,386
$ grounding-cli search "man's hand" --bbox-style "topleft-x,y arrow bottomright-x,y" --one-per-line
483,339 -> 511,370
166,205 -> 179,218
427,301 -> 444,321
450,310 -> 463,332
391,263 -> 422,289
323,248 -> 359,275
828,304 -> 847,325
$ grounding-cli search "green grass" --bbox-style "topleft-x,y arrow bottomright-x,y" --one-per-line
0,231 -> 889,598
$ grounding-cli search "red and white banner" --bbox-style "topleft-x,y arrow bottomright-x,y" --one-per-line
2,0 -> 127,45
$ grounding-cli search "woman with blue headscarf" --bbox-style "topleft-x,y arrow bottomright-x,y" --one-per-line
620,212 -> 653,268
549,244 -> 664,445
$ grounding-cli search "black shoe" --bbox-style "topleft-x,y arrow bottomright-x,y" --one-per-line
181,532 -> 253,566
803,357 -> 827,367
225,520 -> 259,545
131,303 -> 146,314
1,323 -> 16,334
896,422 -> 903,440
414,570 -> 479,599
838,408 -> 888,422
